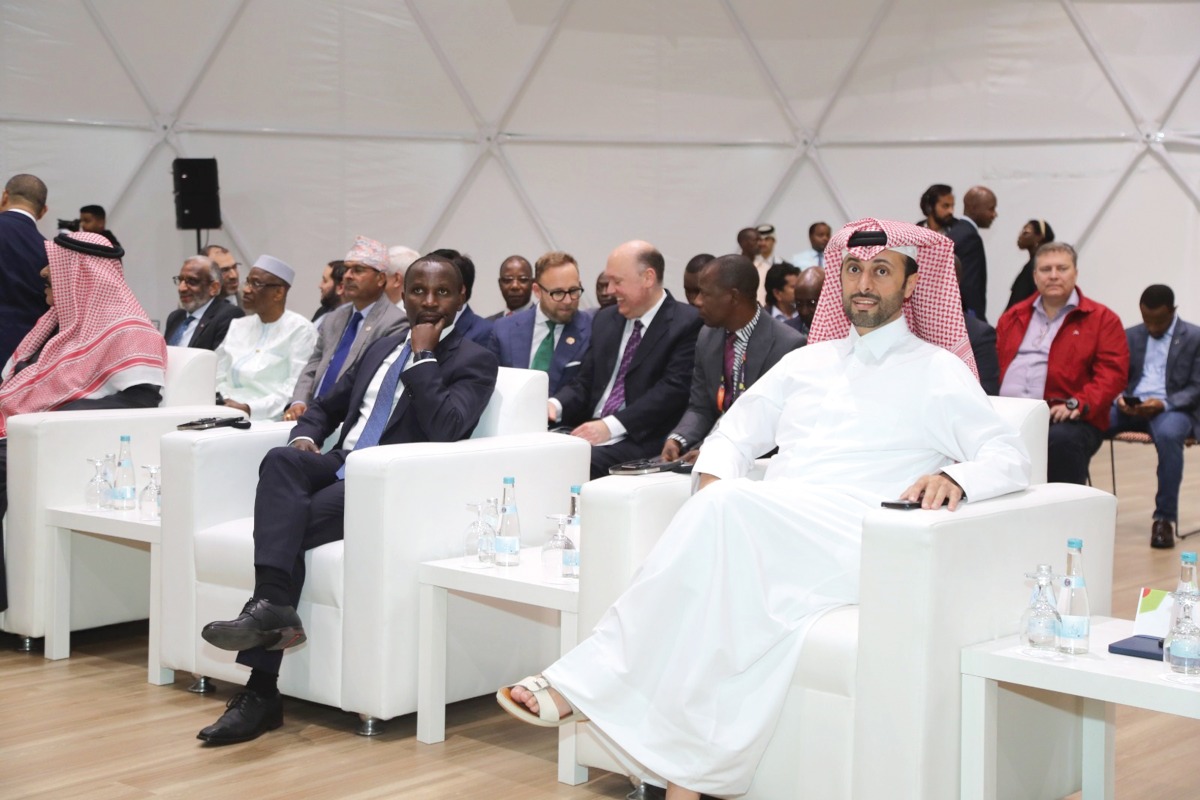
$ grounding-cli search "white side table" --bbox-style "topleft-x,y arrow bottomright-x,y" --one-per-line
44,505 -> 171,686
961,616 -> 1200,800
417,548 -> 587,785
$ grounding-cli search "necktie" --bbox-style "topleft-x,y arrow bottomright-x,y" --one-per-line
336,342 -> 410,480
316,310 -> 363,398
168,315 -> 194,346
530,321 -> 556,372
601,320 -> 643,416
721,331 -> 736,412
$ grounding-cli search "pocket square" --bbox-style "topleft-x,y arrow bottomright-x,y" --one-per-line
565,361 -> 581,367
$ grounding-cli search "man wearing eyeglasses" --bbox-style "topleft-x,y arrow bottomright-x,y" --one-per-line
487,251 -> 592,396
215,255 -> 317,420
205,244 -> 243,309
164,255 -> 244,350
488,255 -> 535,319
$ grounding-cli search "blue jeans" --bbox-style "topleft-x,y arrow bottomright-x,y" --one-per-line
1109,407 -> 1194,521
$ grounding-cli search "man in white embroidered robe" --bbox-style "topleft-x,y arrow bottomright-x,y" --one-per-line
501,219 -> 1031,799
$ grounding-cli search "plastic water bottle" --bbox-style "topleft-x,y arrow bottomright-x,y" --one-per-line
495,477 -> 521,566
563,485 -> 581,580
1056,538 -> 1090,655
1165,552 -> 1200,674
1021,564 -> 1060,653
112,435 -> 137,510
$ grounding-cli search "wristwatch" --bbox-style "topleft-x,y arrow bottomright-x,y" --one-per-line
1065,398 -> 1079,411
413,349 -> 437,363
667,433 -> 689,451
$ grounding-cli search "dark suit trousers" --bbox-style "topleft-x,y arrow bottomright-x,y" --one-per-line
1109,407 -> 1193,521
236,445 -> 348,674
589,437 -> 660,480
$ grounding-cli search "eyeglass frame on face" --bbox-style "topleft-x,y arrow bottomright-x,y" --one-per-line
245,278 -> 286,291
172,275 -> 216,288
537,283 -> 585,302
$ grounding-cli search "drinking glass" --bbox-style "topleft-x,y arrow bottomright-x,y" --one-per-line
139,465 -> 162,521
85,458 -> 111,510
463,501 -> 496,569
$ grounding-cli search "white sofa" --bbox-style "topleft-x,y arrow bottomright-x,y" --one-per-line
572,396 -> 1118,799
1,346 -> 223,642
159,367 -> 592,729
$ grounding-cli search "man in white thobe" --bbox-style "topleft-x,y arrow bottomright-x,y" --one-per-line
216,255 -> 317,421
501,219 -> 1031,799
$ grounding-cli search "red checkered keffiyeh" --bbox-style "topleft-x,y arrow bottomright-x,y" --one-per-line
0,232 -> 166,436
807,218 -> 978,378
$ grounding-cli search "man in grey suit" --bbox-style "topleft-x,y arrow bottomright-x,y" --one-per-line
1109,284 -> 1200,549
661,254 -> 805,462
284,236 -> 408,421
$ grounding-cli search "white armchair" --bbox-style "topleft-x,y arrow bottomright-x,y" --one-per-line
1,405 -> 240,642
159,367 -> 592,730
572,397 -> 1117,799
0,346 -> 219,642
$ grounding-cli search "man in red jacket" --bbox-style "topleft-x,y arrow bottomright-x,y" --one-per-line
996,242 -> 1128,484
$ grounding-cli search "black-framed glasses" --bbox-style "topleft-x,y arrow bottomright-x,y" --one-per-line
538,284 -> 584,302
245,278 -> 286,291
172,276 -> 212,288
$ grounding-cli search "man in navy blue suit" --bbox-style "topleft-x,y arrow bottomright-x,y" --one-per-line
0,174 -> 50,368
550,240 -> 702,479
487,251 -> 592,396
197,254 -> 498,745
432,248 -> 494,347
1110,284 -> 1200,549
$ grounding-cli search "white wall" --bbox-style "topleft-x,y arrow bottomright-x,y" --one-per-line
2,0 -> 1198,328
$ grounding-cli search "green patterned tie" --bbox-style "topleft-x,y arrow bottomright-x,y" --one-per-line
530,321 -> 556,372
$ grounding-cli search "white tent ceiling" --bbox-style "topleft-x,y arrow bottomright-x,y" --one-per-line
2,0 -> 1198,326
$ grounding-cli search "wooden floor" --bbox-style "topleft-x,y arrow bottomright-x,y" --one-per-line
2,443 -> 1199,799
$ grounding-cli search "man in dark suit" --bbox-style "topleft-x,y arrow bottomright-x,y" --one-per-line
661,254 -> 804,462
164,255 -> 244,350
487,251 -> 592,396
550,240 -> 702,479
1109,284 -> 1200,549
487,255 -> 534,320
947,185 -> 997,322
205,244 -> 243,309
785,265 -> 824,345
284,237 -> 408,421
432,248 -> 494,347
197,255 -> 498,745
0,174 -> 50,368
953,254 -> 999,395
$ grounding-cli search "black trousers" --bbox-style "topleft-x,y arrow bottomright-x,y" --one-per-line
588,436 -> 662,480
1047,419 -> 1104,485
235,445 -> 348,674
0,383 -> 162,613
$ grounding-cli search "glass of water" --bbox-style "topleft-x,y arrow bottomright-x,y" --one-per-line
85,458 -> 111,510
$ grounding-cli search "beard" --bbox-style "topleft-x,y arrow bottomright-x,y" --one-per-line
843,290 -> 905,330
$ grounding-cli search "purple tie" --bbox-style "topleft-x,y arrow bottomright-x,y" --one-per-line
601,320 -> 643,416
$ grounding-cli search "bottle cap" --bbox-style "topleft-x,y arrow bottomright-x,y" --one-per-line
1184,552 -> 1197,565
120,434 -> 131,441
570,485 -> 581,493
503,476 -> 514,485
1067,538 -> 1083,550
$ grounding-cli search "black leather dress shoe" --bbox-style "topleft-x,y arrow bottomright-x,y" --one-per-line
1152,519 -> 1177,549
197,690 -> 283,745
201,597 -> 306,652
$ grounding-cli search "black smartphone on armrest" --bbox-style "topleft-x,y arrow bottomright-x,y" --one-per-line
1122,395 -> 1142,406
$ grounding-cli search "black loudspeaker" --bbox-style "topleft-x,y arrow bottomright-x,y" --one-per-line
172,158 -> 221,230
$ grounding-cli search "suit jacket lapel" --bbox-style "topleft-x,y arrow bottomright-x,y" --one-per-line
349,303 -> 383,365
381,329 -> 464,437
743,316 -> 771,384
514,310 -> 535,369
627,294 -> 673,374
